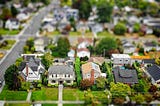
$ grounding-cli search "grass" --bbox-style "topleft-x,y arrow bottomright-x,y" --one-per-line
0,28 -> 20,35
31,87 -> 58,101
63,88 -> 84,101
42,104 -> 57,106
0,86 -> 28,100
69,31 -> 81,36
97,31 -> 115,37
5,103 -> 30,106
0,40 -> 16,50
63,104 -> 84,106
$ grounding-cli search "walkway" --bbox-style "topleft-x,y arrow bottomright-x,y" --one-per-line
58,84 -> 63,106
26,90 -> 32,101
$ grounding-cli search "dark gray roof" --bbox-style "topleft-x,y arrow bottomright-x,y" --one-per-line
48,65 -> 74,75
143,59 -> 155,64
147,64 -> 160,81
144,42 -> 157,47
24,55 -> 36,61
113,67 -> 138,84
18,62 -> 26,71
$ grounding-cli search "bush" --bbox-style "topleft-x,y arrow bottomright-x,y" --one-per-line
91,85 -> 97,91
133,23 -> 140,33
72,82 -> 77,88
114,22 -> 127,35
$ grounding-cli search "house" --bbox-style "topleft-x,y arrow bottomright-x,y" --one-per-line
81,62 -> 102,83
5,18 -> 20,30
142,59 -> 155,66
16,12 -> 30,21
111,54 -> 131,67
143,41 -> 160,51
113,67 -> 138,84
19,55 -> 45,82
34,37 -> 50,52
77,37 -> 93,49
41,22 -> 55,32
146,64 -> 160,86
67,48 -> 75,60
130,56 -> 151,64
77,48 -> 90,58
88,57 -> 106,66
122,40 -> 136,54
48,65 -> 75,85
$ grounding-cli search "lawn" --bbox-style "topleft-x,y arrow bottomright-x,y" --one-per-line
63,88 -> 84,101
0,86 -> 28,100
5,103 -> 30,106
31,87 -> 58,101
42,104 -> 57,106
97,31 -> 115,37
0,28 -> 20,35
63,104 -> 84,106
0,40 -> 16,50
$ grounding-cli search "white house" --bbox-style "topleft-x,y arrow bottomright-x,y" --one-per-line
48,65 -> 75,85
16,12 -> 30,21
19,55 -> 45,82
122,40 -> 136,54
143,41 -> 160,51
111,54 -> 131,66
34,37 -> 49,52
42,23 -> 55,32
5,18 -> 20,30
77,48 -> 90,58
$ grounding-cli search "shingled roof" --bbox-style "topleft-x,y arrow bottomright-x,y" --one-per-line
113,67 -> 138,84
146,64 -> 160,82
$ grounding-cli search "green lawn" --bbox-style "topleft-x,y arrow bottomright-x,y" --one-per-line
0,86 -> 28,100
63,104 -> 84,106
63,88 -> 84,101
5,103 -> 30,106
31,87 -> 58,101
69,31 -> 81,36
0,28 -> 20,35
0,40 -> 16,50
42,104 -> 57,106
97,31 -> 115,37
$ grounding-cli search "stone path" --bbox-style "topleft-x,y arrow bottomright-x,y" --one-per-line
26,90 -> 32,101
58,84 -> 63,106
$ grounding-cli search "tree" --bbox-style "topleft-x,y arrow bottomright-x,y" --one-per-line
69,17 -> 76,31
149,85 -> 158,93
115,0 -> 130,8
72,0 -> 92,20
144,93 -> 153,103
15,57 -> 23,67
147,2 -> 159,16
41,52 -> 53,70
133,23 -> 141,33
52,37 -> 70,57
95,77 -> 107,90
95,37 -> 117,57
11,5 -> 18,17
80,79 -> 93,90
155,57 -> 160,66
114,22 -> 127,35
134,94 -> 145,105
24,37 -> 35,53
23,0 -> 31,7
41,0 -> 50,5
113,97 -> 125,105
0,8 -> 12,21
4,64 -> 21,90
97,0 -> 113,23
75,57 -> 82,86
110,82 -> 131,99
133,80 -> 148,93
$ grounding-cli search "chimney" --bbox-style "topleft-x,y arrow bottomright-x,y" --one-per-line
90,69 -> 94,84
26,63 -> 29,76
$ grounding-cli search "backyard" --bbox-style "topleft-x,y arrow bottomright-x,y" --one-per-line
31,87 -> 58,101
0,86 -> 28,100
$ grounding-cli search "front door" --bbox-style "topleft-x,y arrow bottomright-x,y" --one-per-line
59,81 -> 63,85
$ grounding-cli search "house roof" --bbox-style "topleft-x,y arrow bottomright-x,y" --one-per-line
146,64 -> 160,81
112,54 -> 130,58
144,42 -> 157,47
113,67 -> 138,84
77,48 -> 90,52
143,59 -> 155,64
78,38 -> 93,44
88,57 -> 105,65
48,65 -> 75,75
82,62 -> 101,74
8,18 -> 19,22
130,56 -> 150,60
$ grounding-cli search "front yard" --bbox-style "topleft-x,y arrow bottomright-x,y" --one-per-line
5,103 -> 30,106
63,88 -> 84,101
31,87 -> 58,101
0,86 -> 28,100
0,28 -> 20,35
0,40 -> 16,50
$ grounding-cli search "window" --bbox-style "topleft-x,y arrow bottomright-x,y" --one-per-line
66,80 -> 71,83
68,74 -> 70,77
119,60 -> 122,61
56,74 -> 57,77
29,73 -> 33,75
65,74 -> 67,77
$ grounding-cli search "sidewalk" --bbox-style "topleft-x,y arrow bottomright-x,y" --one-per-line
58,84 -> 63,106
26,90 -> 32,101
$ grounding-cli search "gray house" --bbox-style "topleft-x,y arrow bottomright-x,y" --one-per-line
48,65 -> 75,85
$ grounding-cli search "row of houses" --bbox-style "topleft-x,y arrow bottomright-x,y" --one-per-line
18,53 -> 160,87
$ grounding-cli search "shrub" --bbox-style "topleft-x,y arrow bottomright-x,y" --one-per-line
114,22 -> 127,35
133,23 -> 140,33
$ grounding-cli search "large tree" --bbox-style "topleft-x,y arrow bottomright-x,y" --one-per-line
0,8 -> 12,21
52,37 -> 70,57
114,22 -> 127,35
97,0 -> 113,23
4,64 -> 21,90
95,77 -> 107,90
41,52 -> 53,70
72,0 -> 92,20
95,37 -> 117,57
11,5 -> 18,17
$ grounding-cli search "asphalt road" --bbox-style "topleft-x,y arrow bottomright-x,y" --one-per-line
0,2 -> 55,82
